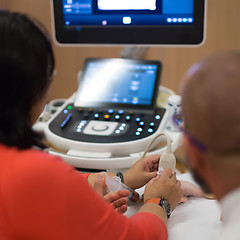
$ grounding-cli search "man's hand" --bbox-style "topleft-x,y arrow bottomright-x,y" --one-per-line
123,155 -> 160,189
144,168 -> 182,210
93,173 -> 130,214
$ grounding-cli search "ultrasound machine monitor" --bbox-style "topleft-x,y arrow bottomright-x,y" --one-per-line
74,58 -> 161,110
46,58 -> 168,156
52,0 -> 206,45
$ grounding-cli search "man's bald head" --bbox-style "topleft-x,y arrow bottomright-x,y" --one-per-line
181,50 -> 240,155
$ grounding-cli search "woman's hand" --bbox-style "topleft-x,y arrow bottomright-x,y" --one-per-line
93,173 -> 130,214
123,155 -> 160,189
103,190 -> 130,214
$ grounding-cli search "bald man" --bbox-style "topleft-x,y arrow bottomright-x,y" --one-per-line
180,50 -> 240,240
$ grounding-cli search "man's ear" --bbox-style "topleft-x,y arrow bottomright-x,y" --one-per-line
183,135 -> 206,173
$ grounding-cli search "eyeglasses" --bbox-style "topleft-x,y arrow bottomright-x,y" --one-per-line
172,112 -> 207,153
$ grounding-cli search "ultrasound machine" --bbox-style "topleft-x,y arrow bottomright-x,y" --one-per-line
34,0 -> 205,170
35,57 -> 182,169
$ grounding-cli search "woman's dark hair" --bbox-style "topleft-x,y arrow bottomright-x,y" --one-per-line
0,9 -> 55,149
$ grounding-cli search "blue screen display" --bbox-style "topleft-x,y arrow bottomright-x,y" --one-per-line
62,0 -> 194,27
74,59 -> 160,108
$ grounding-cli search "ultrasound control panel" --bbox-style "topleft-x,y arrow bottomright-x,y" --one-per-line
49,103 -> 166,144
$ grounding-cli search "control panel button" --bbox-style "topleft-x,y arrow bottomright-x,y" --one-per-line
60,113 -> 72,128
148,128 -> 154,133
83,121 -> 118,136
118,110 -> 124,115
94,113 -> 99,119
92,123 -> 109,131
104,114 -> 110,120
108,109 -> 114,114
126,115 -> 131,121
136,117 -> 141,122
115,115 -> 120,120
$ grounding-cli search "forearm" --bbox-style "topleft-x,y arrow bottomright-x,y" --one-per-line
123,170 -> 136,189
138,203 -> 168,225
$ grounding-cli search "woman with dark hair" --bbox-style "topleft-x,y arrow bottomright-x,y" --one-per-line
0,9 -> 181,239
0,10 -> 55,149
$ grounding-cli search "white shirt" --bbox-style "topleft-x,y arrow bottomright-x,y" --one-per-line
212,187 -> 240,240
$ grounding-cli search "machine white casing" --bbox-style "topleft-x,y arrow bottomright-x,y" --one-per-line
34,86 -> 182,169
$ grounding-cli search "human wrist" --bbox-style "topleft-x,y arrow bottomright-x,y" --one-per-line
122,171 -> 135,189
138,201 -> 168,225
143,192 -> 157,203
145,198 -> 172,218
145,198 -> 161,204
115,171 -> 139,202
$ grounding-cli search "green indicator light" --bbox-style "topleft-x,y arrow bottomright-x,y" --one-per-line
67,105 -> 72,110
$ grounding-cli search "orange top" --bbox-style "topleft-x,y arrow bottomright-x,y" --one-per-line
0,144 -> 167,240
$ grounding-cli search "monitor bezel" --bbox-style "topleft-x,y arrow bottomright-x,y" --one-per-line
52,0 -> 206,46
